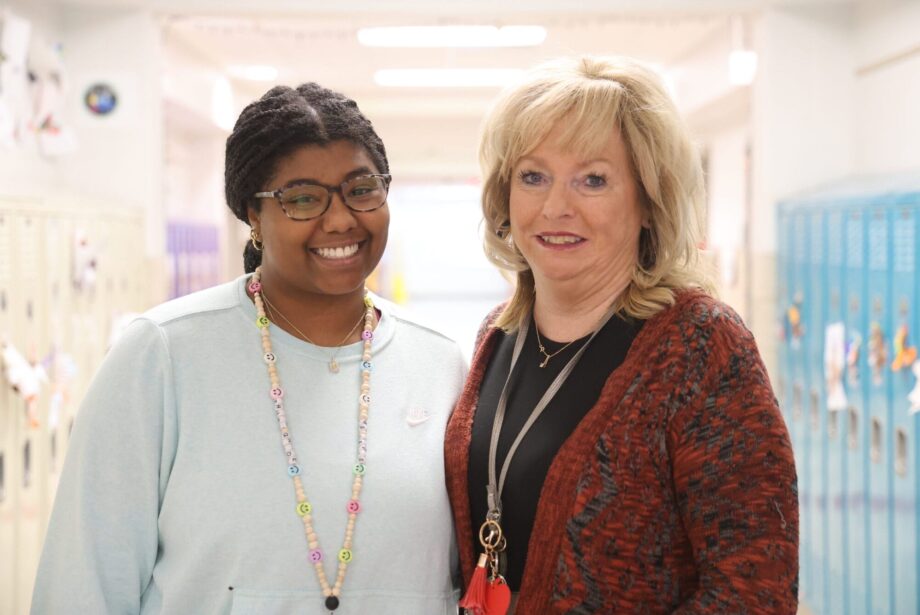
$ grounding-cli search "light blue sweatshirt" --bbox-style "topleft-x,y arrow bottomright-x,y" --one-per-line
31,276 -> 466,615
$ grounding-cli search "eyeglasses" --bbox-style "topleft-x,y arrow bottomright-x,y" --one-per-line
254,174 -> 392,221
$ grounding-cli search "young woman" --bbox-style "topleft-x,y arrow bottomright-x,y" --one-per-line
32,83 -> 465,615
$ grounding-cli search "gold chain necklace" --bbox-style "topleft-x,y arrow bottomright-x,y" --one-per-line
533,325 -> 577,368
261,292 -> 368,374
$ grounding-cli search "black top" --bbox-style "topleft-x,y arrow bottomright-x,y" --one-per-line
467,312 -> 643,590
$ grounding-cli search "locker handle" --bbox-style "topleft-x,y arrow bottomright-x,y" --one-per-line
895,428 -> 908,477
847,407 -> 859,450
871,417 -> 883,463
828,409 -> 839,440
810,390 -> 820,431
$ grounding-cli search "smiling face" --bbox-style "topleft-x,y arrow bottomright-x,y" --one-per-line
509,120 -> 646,301
248,140 -> 389,299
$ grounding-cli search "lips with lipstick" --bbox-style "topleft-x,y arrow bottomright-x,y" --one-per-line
310,241 -> 364,260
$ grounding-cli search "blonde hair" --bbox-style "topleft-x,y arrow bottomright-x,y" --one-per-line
480,55 -> 714,331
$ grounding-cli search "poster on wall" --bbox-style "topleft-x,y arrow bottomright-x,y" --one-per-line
29,32 -> 77,157
0,8 -> 32,148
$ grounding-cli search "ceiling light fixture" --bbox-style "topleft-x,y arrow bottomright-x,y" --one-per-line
728,16 -> 758,86
227,65 -> 279,81
358,25 -> 546,48
374,68 -> 524,88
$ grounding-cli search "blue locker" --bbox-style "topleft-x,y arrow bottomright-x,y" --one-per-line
807,206 -> 827,613
790,206 -> 813,604
889,200 -> 919,615
844,207 -> 870,615
824,206 -> 848,615
777,206 -> 794,425
867,205 -> 892,615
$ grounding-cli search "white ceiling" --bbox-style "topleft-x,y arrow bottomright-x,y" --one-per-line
163,13 -> 730,106
143,0 -> 853,178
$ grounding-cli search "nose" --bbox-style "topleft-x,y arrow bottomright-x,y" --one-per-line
540,179 -> 575,220
321,189 -> 358,232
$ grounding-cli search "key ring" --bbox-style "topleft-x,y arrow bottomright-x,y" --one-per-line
478,519 -> 503,550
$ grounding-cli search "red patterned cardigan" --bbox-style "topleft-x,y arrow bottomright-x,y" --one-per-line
445,291 -> 799,614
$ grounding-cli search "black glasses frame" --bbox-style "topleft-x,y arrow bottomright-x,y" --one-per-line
254,173 -> 392,221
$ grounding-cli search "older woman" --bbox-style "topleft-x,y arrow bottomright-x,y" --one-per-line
33,83 -> 465,614
447,56 -> 798,614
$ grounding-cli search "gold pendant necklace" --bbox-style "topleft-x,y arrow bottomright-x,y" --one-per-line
261,292 -> 367,373
534,326 -> 577,368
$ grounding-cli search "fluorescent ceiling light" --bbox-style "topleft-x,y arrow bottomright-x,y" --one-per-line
227,65 -> 279,81
374,68 -> 524,88
728,50 -> 758,86
211,76 -> 236,132
358,25 -> 546,48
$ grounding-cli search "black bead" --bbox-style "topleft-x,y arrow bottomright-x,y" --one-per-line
325,596 -> 340,611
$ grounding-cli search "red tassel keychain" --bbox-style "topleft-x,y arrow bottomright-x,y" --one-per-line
458,554 -> 490,615
460,520 -> 511,615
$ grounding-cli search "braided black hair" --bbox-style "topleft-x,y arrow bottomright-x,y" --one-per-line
224,83 -> 389,273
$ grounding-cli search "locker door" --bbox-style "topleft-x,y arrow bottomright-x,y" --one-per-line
866,205 -> 892,615
844,207 -> 870,615
806,206 -> 827,613
890,201 -> 918,615
778,206 -> 796,429
824,206 -> 847,615
791,207 -> 813,603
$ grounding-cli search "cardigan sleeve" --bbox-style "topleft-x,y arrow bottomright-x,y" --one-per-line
667,312 -> 799,614
31,317 -> 176,615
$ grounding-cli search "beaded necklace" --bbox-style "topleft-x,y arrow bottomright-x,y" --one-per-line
249,266 -> 375,613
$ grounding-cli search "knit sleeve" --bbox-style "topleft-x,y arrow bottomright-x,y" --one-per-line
667,310 -> 799,614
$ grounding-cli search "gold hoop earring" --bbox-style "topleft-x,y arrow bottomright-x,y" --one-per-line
250,229 -> 263,251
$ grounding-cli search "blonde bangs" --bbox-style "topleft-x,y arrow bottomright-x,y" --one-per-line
495,77 -> 628,182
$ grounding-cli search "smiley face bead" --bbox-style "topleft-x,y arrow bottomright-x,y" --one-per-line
338,549 -> 353,563
346,500 -> 361,514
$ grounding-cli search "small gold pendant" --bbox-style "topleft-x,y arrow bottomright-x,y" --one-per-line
539,356 -> 549,368
329,359 -> 339,373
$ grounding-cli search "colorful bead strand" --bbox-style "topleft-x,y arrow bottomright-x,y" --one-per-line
250,267 -> 374,612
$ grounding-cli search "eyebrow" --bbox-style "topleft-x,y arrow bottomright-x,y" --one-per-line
280,166 -> 376,189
